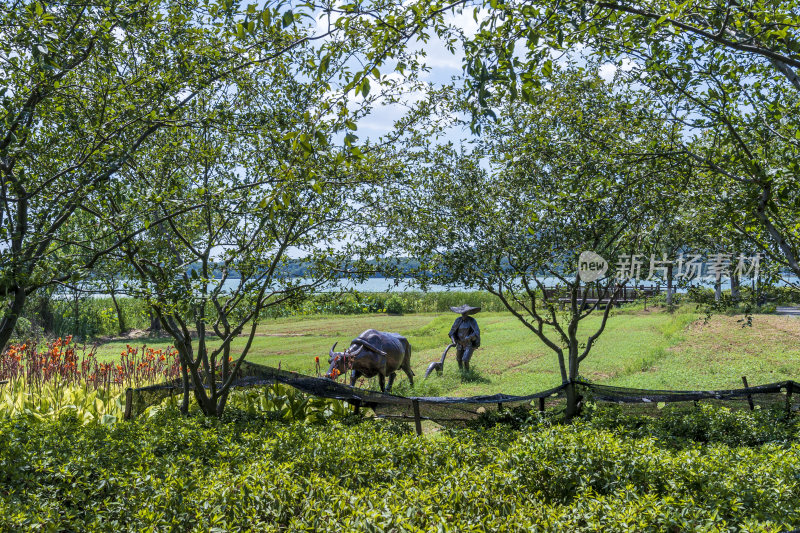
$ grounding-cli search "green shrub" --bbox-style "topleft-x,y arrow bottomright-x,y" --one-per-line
10,317 -> 38,343
48,297 -> 152,339
384,295 -> 405,314
1,405 -> 799,531
585,402 -> 800,448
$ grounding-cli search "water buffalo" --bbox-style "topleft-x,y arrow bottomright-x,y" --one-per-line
325,329 -> 414,392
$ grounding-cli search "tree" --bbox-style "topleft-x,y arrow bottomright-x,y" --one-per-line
461,0 -> 800,285
0,0 -> 314,351
94,41 -> 403,414
391,68 -> 687,416
0,0 -> 452,353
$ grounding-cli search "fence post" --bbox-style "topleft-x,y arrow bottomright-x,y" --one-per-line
538,397 -> 545,412
786,382 -> 794,418
497,402 -> 503,412
742,376 -> 754,411
412,400 -> 422,436
352,399 -> 361,415
123,388 -> 133,420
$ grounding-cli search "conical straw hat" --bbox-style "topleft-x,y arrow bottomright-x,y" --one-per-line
449,304 -> 481,315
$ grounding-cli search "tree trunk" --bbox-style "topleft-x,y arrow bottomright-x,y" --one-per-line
666,263 -> 674,309
187,362 -> 218,416
38,291 -> 54,334
109,287 -> 127,335
714,280 -> 722,302
731,272 -> 740,302
564,381 -> 582,419
73,288 -> 81,340
0,287 -> 27,352
148,309 -> 161,333
755,276 -> 763,307
565,332 -> 582,419
180,362 -> 191,414
216,390 -> 230,416
756,279 -> 764,307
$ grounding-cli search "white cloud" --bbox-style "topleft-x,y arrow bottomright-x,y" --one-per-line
598,56 -> 637,82
598,62 -> 617,82
449,7 -> 483,39
409,7 -> 488,72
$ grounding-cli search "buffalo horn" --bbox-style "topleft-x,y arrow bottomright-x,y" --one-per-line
351,339 -> 387,357
329,342 -> 338,358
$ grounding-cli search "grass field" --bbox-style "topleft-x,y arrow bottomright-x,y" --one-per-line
92,305 -> 800,396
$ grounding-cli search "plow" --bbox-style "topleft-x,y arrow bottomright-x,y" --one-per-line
424,343 -> 456,378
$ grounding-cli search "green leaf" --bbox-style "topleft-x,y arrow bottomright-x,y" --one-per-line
542,59 -> 553,77
319,54 -> 331,75
299,139 -> 313,154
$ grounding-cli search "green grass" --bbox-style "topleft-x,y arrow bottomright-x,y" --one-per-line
91,305 -> 800,396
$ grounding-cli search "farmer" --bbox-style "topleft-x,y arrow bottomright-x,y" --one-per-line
448,304 -> 481,372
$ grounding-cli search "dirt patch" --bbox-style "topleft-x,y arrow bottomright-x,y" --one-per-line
261,314 -> 435,337
586,371 -> 616,381
672,314 -> 800,360
94,329 -> 165,344
254,333 -> 313,337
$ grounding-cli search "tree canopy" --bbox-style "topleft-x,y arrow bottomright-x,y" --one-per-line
463,0 -> 800,283
388,66 -> 688,414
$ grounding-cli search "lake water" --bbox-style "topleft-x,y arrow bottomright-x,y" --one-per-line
84,275 -> 798,298
219,276 -> 799,293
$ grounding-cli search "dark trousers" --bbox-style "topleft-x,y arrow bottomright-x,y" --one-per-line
456,344 -> 475,370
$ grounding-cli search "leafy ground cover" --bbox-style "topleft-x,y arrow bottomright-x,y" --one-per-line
1,403 -> 798,531
92,306 -> 800,397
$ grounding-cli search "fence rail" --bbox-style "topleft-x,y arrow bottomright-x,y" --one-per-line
542,285 -> 662,308
125,362 -> 799,435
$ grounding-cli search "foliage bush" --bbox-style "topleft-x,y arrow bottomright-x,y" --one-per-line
260,290 -> 514,318
0,380 -> 125,425
1,404 -> 799,531
740,285 -> 800,306
20,293 -> 154,341
384,295 -> 405,314
9,317 -> 38,344
51,296 -> 153,339
583,403 -> 800,449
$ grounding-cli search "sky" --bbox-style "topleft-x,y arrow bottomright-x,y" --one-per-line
331,6 -> 627,145
326,6 -> 481,143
